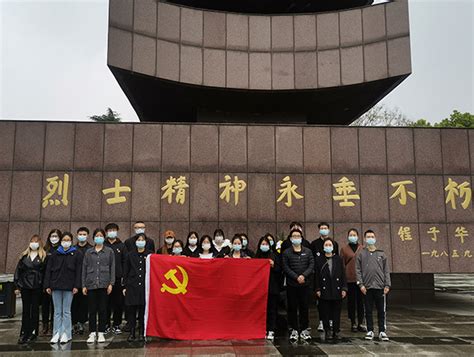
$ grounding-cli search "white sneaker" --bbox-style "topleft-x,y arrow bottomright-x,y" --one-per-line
266,331 -> 275,341
50,333 -> 60,344
86,332 -> 96,344
299,328 -> 312,341
97,332 -> 106,343
289,329 -> 299,342
60,332 -> 69,344
365,331 -> 375,340
317,320 -> 324,332
379,331 -> 389,341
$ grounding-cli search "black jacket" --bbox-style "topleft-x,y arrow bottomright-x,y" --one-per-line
255,251 -> 282,295
105,238 -> 127,281
314,254 -> 347,300
310,237 -> 339,258
282,246 -> 314,287
123,249 -> 152,306
124,234 -> 155,253
280,237 -> 311,253
213,245 -> 231,258
75,242 -> 92,257
243,248 -> 255,258
14,254 -> 46,290
157,245 -> 172,255
44,248 -> 82,291
183,245 -> 200,258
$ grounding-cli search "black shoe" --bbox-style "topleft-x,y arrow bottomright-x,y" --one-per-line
42,322 -> 49,335
18,335 -> 28,345
127,328 -> 136,342
325,331 -> 332,340
357,325 -> 367,332
137,334 -> 145,342
27,334 -> 37,343
333,332 -> 341,341
351,324 -> 358,332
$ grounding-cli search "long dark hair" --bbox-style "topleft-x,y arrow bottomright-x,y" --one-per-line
186,231 -> 199,248
255,236 -> 274,259
44,229 -> 62,251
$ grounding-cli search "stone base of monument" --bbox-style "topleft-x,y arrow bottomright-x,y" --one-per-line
389,273 -> 435,304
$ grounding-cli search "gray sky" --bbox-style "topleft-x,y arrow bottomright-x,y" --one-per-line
1,0 -> 473,123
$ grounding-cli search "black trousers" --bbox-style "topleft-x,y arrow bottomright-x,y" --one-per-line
347,282 -> 365,325
286,285 -> 310,331
72,290 -> 88,325
41,291 -> 54,326
127,305 -> 145,335
364,289 -> 386,333
107,281 -> 124,327
266,293 -> 278,332
88,288 -> 108,333
20,288 -> 41,337
319,299 -> 342,333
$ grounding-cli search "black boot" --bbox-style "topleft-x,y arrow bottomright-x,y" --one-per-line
127,328 -> 136,342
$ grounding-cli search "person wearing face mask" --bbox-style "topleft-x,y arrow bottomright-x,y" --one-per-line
263,233 -> 277,253
125,221 -> 156,253
72,227 -> 92,335
157,230 -> 176,255
43,232 -> 82,344
212,229 -> 231,258
356,230 -> 391,342
14,235 -> 47,344
42,229 -> 62,335
171,240 -> 185,256
314,238 -> 347,341
282,229 -> 314,342
226,235 -> 250,259
340,228 -> 365,333
240,233 -> 255,258
82,228 -> 115,344
183,232 -> 200,258
199,235 -> 215,259
255,236 -> 281,341
104,223 -> 126,335
280,222 -> 311,253
310,222 -> 338,332
122,234 -> 153,342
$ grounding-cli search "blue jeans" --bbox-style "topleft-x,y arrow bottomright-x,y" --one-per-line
52,290 -> 73,340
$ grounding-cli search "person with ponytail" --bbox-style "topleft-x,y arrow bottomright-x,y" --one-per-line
14,235 -> 47,344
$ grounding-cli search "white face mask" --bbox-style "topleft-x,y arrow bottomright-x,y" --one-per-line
61,241 -> 72,249
202,243 -> 211,251
165,237 -> 174,245
29,242 -> 40,251
135,228 -> 145,235
50,237 -> 60,245
189,237 -> 198,246
214,236 -> 224,244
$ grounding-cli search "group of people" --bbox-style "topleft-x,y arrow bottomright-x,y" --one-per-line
14,220 -> 391,345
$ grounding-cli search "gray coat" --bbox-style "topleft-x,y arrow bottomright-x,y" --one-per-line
355,248 -> 391,290
82,246 -> 115,290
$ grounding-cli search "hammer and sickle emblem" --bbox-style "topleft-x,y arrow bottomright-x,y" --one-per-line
160,265 -> 189,295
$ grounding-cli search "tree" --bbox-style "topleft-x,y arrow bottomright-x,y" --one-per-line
351,104 -> 412,127
89,108 -> 121,122
434,110 -> 474,128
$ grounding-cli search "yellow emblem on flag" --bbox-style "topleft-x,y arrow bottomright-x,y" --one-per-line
160,265 -> 189,295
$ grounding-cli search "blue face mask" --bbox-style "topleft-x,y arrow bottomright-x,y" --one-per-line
291,238 -> 302,246
269,240 -> 274,246
260,245 -> 270,252
366,237 -> 376,246
136,240 -> 146,249
77,235 -> 88,243
172,247 -> 182,255
94,236 -> 104,245
233,244 -> 242,251
348,236 -> 358,244
107,231 -> 118,239
323,246 -> 333,254
320,229 -> 330,236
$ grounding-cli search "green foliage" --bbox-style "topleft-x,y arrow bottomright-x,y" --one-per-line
89,108 -> 121,122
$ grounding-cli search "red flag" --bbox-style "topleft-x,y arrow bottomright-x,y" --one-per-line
145,254 -> 270,340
